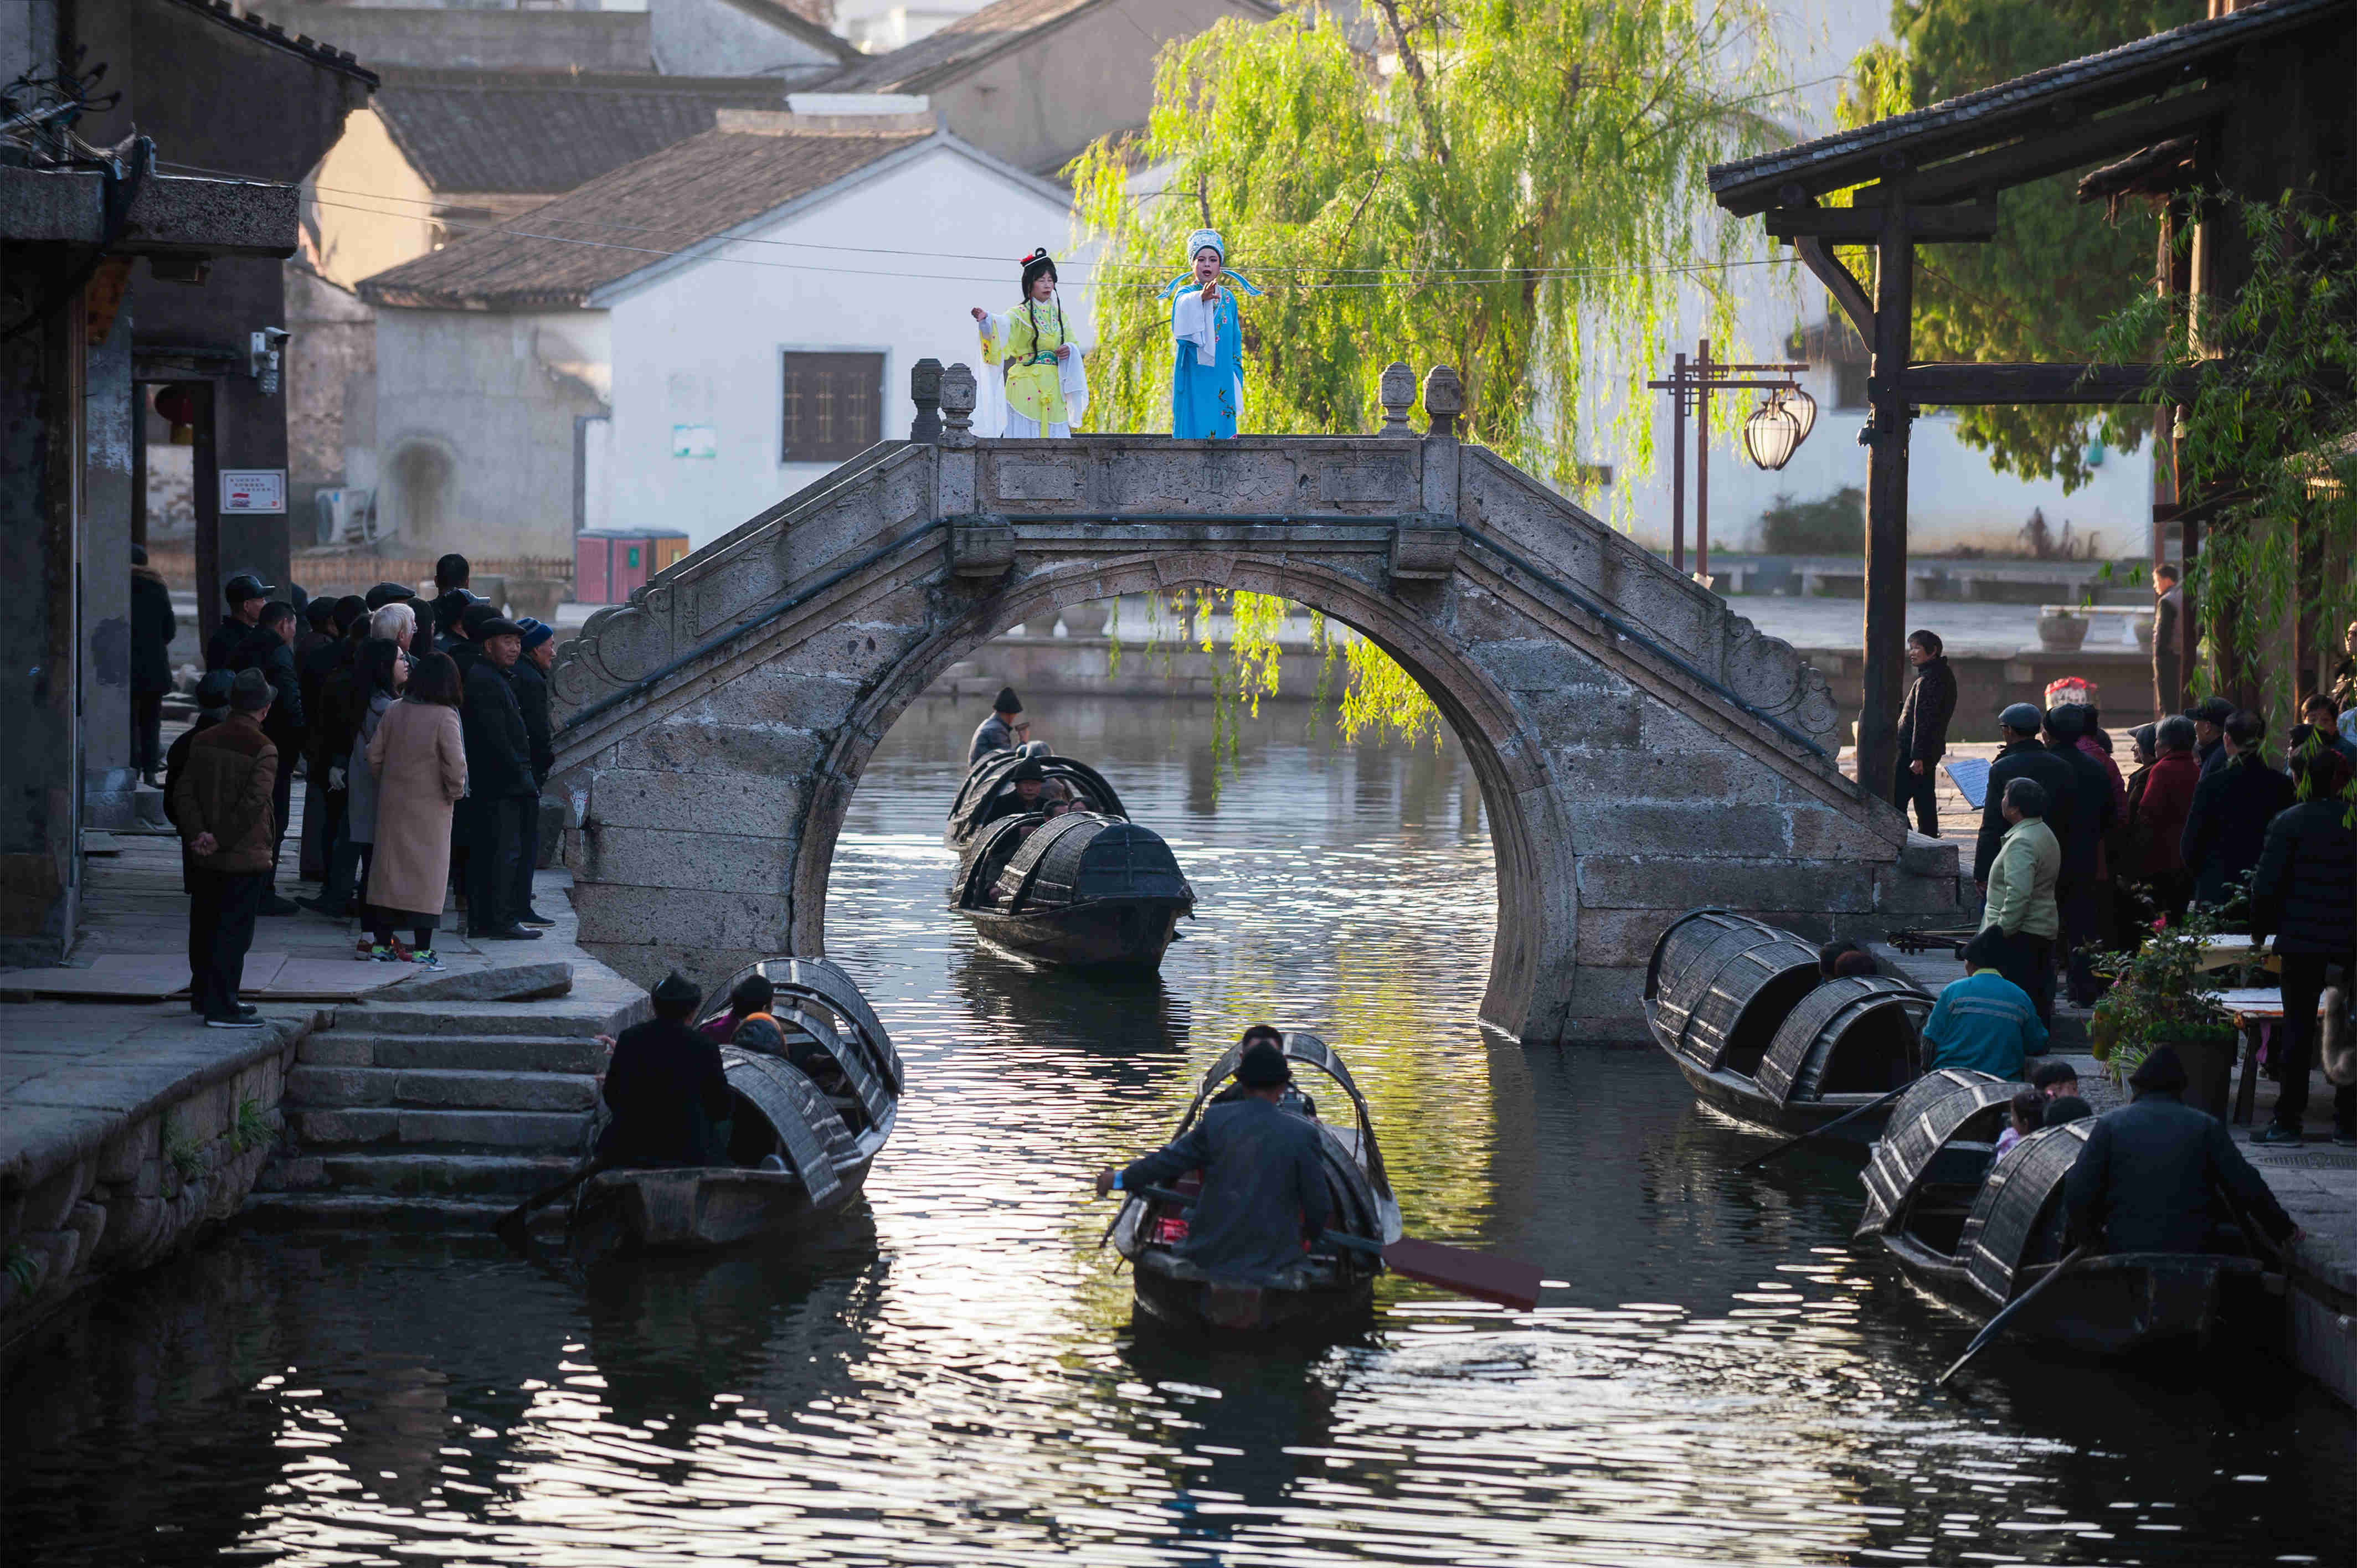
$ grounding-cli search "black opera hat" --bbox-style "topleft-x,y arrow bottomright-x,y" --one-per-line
995,685 -> 1022,714
651,971 -> 701,1009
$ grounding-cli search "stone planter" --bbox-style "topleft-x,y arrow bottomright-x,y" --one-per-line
2132,612 -> 2156,651
1060,600 -> 1109,637
2036,610 -> 2090,652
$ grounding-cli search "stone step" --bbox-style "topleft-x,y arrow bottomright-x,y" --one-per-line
316,1151 -> 578,1197
242,1191 -> 528,1229
289,1064 -> 598,1112
300,1031 -> 606,1074
329,1004 -> 614,1038
289,1106 -> 592,1151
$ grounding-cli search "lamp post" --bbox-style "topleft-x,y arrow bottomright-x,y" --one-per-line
1648,341 -> 1813,581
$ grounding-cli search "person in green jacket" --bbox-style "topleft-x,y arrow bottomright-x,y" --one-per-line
1980,776 -> 2062,1026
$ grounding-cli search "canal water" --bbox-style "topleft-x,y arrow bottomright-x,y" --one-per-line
6,695 -> 2351,1566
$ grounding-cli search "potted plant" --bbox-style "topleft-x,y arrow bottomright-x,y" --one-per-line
2035,602 -> 2091,652
2090,903 -> 2240,1117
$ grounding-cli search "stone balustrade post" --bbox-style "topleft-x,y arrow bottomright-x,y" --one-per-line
1422,364 -> 1464,439
938,362 -> 980,515
1378,362 -> 1416,437
909,357 -> 944,443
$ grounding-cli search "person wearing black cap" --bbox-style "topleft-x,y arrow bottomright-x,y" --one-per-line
130,545 -> 178,787
970,687 -> 1029,764
596,972 -> 732,1167
1973,702 -> 2077,895
2061,1045 -> 2300,1256
1891,630 -> 1955,835
207,572 -> 274,672
2180,708 -> 2294,911
2188,696 -> 2234,779
2041,704 -> 2116,1006
174,669 -> 279,1028
508,618 -> 559,925
1093,1029 -> 1334,1286
460,616 -> 540,939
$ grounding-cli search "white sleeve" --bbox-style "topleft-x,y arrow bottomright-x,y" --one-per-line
1171,293 -> 1217,368
974,313 -> 1007,439
1061,345 -> 1089,430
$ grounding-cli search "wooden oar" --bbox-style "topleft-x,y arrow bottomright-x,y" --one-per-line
1124,1185 -> 1543,1310
493,1158 -> 611,1247
1737,1082 -> 1913,1171
1934,1244 -> 2089,1388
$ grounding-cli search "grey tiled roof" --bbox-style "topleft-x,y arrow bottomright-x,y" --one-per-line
358,122 -> 929,308
1708,0 -> 2348,215
825,0 -> 1276,93
374,70 -> 789,195
171,0 -> 379,84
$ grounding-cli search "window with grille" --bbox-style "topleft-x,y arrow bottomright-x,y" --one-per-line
781,352 -> 884,463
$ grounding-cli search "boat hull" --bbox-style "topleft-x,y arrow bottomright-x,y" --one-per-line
960,896 -> 1186,969
1131,1249 -> 1375,1337
1668,1051 -> 1895,1152
572,1159 -> 873,1255
1880,1232 -> 2277,1359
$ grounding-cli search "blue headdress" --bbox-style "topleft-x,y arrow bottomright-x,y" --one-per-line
1158,228 -> 1262,299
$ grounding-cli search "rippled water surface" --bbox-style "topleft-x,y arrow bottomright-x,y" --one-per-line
7,695 -> 2351,1566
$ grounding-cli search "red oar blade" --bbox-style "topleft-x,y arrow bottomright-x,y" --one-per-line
1382,1238 -> 1542,1311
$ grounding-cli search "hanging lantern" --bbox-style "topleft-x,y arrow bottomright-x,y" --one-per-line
1773,384 -> 1816,449
152,384 -> 198,446
1742,394 -> 1802,471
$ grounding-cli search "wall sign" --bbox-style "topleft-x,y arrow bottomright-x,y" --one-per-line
672,425 -> 718,459
220,470 -> 287,513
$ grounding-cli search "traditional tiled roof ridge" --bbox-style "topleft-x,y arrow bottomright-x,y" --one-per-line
170,0 -> 380,86
825,0 -> 1278,95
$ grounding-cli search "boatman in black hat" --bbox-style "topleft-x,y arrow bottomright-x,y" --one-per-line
970,686 -> 1030,764
2061,1045 -> 2301,1257
1094,1030 -> 1334,1286
596,972 -> 732,1167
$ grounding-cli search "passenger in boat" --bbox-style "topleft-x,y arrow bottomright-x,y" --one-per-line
1921,927 -> 2046,1080
597,972 -> 732,1167
2062,1046 -> 2302,1256
1093,1038 -> 1333,1285
983,757 -> 1051,829
699,972 -> 775,1044
1818,937 -> 1866,979
2042,1095 -> 2092,1128
2031,1060 -> 2079,1101
1979,778 -> 2062,1027
970,687 -> 1030,764
1211,1025 -> 1318,1118
1996,1088 -> 2044,1157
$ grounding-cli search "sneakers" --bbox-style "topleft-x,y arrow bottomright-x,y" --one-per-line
410,948 -> 444,971
354,936 -> 377,958
2251,1122 -> 2305,1146
368,939 -> 414,963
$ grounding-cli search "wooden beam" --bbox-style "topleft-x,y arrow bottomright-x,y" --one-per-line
1793,236 -> 1875,347
1853,87 -> 2231,208
1897,362 -> 2182,405
1767,201 -> 1999,243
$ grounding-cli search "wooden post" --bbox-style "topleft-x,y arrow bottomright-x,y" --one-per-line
1670,351 -> 1686,575
2179,508 -> 2201,708
2293,510 -> 2320,704
1856,201 -> 1915,800
1696,338 -> 1711,582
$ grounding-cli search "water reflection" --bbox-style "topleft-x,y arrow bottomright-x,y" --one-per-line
3,693 -> 2350,1565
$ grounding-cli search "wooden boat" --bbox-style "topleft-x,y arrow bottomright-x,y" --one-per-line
1859,1071 -> 2279,1359
1110,1031 -> 1402,1335
570,957 -> 900,1254
946,746 -> 1194,971
1644,908 -> 1929,1149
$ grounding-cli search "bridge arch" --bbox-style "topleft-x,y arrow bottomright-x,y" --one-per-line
787,551 -> 1575,1038
547,410 -> 1957,1043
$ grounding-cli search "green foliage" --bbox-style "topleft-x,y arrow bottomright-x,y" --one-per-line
1755,486 -> 1864,555
1068,0 -> 1789,490
164,1116 -> 203,1184
1839,0 -> 2201,488
2091,195 -> 2357,748
229,1097 -> 273,1156
2088,901 -> 2234,1086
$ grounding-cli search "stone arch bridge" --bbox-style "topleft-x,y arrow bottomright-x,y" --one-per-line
546,367 -> 1960,1042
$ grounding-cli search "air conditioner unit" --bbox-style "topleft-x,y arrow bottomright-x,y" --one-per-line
314,487 -> 379,545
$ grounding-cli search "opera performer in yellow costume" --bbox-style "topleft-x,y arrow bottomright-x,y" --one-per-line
970,247 -> 1089,437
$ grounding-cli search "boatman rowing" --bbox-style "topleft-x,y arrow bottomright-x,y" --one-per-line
970,685 -> 1030,764
1094,1029 -> 1333,1285
595,971 -> 732,1167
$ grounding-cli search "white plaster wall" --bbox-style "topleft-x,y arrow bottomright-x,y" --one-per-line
602,143 -> 1077,549
374,307 -> 612,558
303,108 -> 439,294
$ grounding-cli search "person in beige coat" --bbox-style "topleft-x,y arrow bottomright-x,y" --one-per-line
364,651 -> 469,966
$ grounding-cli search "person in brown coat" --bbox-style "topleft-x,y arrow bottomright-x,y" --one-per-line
172,669 -> 279,1027
364,652 -> 469,967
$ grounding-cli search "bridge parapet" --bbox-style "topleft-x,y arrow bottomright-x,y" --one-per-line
545,364 -> 1947,1041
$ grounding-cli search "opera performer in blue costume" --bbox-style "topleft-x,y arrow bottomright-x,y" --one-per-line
1162,228 -> 1260,440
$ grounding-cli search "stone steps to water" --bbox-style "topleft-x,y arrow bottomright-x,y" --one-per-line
288,1064 -> 599,1112
300,1031 -> 608,1073
312,1151 -> 578,1196
289,1105 -> 593,1151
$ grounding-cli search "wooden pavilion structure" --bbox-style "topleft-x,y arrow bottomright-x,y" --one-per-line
1708,0 -> 2355,793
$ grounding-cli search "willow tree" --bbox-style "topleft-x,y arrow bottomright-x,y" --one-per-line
1069,0 -> 1787,484
1068,0 -> 1787,742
